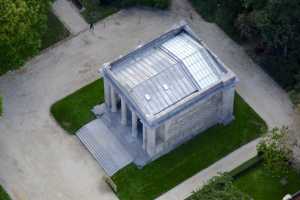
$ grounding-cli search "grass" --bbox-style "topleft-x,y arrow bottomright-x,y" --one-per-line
41,11 -> 70,49
229,155 -> 263,178
112,94 -> 267,200
80,0 -> 119,24
51,79 -> 104,134
234,162 -> 300,200
0,185 -> 11,200
79,0 -> 170,24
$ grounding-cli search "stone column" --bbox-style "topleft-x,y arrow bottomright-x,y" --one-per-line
131,111 -> 137,138
110,87 -> 117,112
142,125 -> 147,150
121,96 -> 127,125
146,127 -> 156,156
104,77 -> 111,108
220,85 -> 235,125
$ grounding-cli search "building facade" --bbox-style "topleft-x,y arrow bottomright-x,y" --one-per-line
101,23 -> 237,162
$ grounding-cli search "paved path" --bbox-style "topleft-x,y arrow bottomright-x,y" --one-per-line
52,0 -> 88,35
0,0 -> 298,200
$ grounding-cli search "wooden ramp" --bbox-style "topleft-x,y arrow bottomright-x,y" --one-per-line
76,119 -> 133,176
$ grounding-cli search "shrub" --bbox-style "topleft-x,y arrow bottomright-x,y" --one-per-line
258,55 -> 298,89
99,0 -> 170,9
235,12 -> 258,40
257,127 -> 293,177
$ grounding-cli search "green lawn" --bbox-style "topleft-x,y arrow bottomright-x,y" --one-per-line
51,79 -> 104,134
0,185 -> 11,200
112,94 -> 267,200
41,11 -> 70,50
234,162 -> 300,200
80,0 -> 119,24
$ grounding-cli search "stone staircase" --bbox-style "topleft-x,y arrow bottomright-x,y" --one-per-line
100,112 -> 151,167
76,119 -> 133,176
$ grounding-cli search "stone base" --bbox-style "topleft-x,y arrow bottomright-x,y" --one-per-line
101,111 -> 151,167
91,104 -> 106,118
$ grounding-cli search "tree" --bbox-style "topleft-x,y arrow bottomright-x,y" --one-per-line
257,127 -> 293,177
187,174 -> 251,200
0,0 -> 49,74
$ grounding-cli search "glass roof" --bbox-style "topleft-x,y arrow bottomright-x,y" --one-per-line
110,31 -> 224,117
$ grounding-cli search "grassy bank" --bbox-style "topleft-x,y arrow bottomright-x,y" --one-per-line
0,185 -> 11,200
41,11 -> 70,49
234,162 -> 300,200
80,0 -> 170,23
51,79 -> 104,134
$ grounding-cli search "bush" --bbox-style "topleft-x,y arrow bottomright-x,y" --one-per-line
99,0 -> 170,9
235,12 -> 258,40
258,55 -> 298,89
229,155 -> 262,178
257,127 -> 293,177
187,174 -> 252,200
0,185 -> 11,200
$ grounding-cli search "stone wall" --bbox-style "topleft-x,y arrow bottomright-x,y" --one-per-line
153,86 -> 235,158
164,91 -> 221,146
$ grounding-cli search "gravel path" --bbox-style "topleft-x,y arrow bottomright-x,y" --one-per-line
52,0 -> 88,35
0,1 -> 298,200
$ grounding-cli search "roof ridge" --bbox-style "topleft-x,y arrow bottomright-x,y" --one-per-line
161,45 -> 202,90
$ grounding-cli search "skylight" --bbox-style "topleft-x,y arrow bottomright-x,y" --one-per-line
145,94 -> 151,101
163,84 -> 169,90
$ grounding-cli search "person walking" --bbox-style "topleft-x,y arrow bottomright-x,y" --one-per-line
90,22 -> 94,32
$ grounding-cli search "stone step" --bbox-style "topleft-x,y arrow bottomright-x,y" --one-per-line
76,119 -> 133,176
77,128 -> 119,176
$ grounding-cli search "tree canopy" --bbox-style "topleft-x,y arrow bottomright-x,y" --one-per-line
0,0 -> 49,74
191,0 -> 300,92
257,127 -> 293,177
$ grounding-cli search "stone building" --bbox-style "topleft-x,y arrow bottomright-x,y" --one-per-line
101,23 -> 237,163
